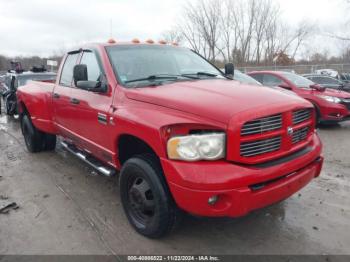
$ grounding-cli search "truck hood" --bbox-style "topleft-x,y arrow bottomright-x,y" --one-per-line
125,79 -> 309,123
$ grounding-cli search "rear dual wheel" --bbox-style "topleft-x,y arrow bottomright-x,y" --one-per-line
21,114 -> 56,152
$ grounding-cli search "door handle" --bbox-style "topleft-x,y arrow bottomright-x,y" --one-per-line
70,98 -> 80,105
53,93 -> 60,99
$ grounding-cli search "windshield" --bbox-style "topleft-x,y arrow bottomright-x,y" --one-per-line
16,74 -> 56,87
234,70 -> 261,85
106,45 -> 223,87
281,72 -> 314,87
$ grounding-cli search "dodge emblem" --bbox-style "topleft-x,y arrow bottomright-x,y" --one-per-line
287,127 -> 294,136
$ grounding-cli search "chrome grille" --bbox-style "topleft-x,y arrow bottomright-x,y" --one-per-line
240,136 -> 282,157
292,127 -> 309,144
293,109 -> 311,124
241,114 -> 282,136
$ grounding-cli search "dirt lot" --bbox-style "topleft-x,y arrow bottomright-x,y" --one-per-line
0,113 -> 349,255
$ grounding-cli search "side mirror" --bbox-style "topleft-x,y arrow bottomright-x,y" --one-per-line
278,82 -> 292,90
73,64 -> 88,86
224,63 -> 234,78
76,80 -> 101,91
73,64 -> 105,92
310,84 -> 326,92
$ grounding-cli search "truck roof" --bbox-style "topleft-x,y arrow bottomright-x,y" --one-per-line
74,39 -> 181,52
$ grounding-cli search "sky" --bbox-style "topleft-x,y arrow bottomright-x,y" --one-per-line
0,0 -> 348,57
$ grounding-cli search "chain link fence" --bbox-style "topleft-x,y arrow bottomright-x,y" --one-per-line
238,64 -> 350,74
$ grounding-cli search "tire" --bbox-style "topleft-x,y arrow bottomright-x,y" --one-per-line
21,114 -> 44,153
313,104 -> 321,128
4,94 -> 17,116
43,134 -> 57,151
119,154 -> 182,238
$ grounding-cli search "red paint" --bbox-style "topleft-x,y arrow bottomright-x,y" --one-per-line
16,43 -> 323,217
248,71 -> 350,123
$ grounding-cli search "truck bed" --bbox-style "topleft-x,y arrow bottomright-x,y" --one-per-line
17,81 -> 56,134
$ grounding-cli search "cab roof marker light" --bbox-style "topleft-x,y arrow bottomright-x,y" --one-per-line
158,40 -> 167,45
107,38 -> 116,44
146,39 -> 154,44
132,38 -> 140,44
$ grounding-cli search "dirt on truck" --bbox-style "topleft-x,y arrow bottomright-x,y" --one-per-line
16,41 -> 323,238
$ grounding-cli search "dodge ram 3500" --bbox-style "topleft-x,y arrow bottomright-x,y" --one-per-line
16,41 -> 323,238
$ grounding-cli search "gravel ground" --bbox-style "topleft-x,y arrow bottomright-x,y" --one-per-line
0,112 -> 349,255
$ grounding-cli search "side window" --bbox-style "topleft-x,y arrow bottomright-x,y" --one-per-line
313,77 -> 326,84
80,51 -> 101,82
263,74 -> 283,87
250,74 -> 263,83
59,53 -> 80,86
323,77 -> 340,85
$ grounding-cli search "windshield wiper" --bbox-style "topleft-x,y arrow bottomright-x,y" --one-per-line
125,75 -> 179,84
182,71 -> 218,77
125,74 -> 203,84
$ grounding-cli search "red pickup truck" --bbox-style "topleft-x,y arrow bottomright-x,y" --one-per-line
16,41 -> 323,238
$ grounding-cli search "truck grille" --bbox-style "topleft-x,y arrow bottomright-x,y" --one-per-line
240,136 -> 281,157
292,109 -> 311,124
239,108 -> 313,160
241,114 -> 282,136
292,126 -> 309,144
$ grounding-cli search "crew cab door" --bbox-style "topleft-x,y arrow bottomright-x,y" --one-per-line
69,50 -> 115,163
52,52 -> 80,137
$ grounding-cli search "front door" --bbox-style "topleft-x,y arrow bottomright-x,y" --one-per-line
69,50 -> 115,163
52,52 -> 80,139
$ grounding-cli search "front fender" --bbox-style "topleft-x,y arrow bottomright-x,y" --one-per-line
113,104 -> 227,160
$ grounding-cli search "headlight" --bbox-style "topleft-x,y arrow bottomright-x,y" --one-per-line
167,133 -> 226,161
317,95 -> 341,103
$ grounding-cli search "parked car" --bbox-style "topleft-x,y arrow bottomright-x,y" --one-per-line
248,71 -> 350,124
1,68 -> 56,115
314,69 -> 350,84
17,41 -> 323,238
233,70 -> 262,85
303,74 -> 350,93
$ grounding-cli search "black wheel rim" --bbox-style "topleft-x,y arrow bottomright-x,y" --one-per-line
127,175 -> 155,227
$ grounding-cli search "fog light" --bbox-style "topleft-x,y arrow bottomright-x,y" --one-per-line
208,195 -> 219,205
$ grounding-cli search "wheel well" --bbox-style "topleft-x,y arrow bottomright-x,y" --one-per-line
19,102 -> 29,116
118,135 -> 159,165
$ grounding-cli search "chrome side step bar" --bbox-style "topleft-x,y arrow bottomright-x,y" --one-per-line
60,141 -> 116,177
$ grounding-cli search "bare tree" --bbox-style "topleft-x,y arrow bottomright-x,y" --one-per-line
162,28 -> 183,44
177,0 -> 222,61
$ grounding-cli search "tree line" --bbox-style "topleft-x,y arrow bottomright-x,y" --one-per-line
163,0 -> 349,67
0,55 -> 61,72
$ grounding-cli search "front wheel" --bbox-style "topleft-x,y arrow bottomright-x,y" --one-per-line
119,154 -> 182,238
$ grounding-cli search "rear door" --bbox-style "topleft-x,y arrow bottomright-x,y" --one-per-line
52,52 -> 81,138
69,50 -> 115,163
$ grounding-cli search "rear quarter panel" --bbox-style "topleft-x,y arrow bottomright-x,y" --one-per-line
17,81 -> 57,134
